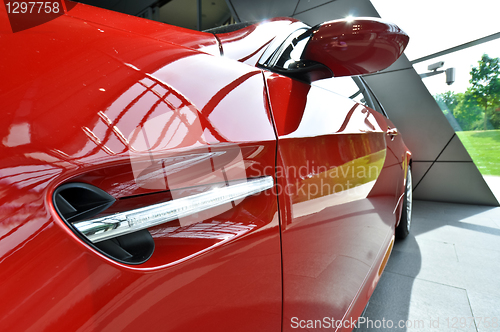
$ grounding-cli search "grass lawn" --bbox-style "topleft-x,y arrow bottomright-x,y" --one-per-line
456,129 -> 500,176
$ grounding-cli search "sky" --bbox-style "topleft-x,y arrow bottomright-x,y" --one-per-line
371,0 -> 500,95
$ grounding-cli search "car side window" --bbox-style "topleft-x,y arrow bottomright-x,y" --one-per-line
311,76 -> 371,106
260,28 -> 311,71
361,79 -> 389,118
311,76 -> 389,117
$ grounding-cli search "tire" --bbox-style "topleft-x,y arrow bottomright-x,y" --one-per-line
396,165 -> 412,239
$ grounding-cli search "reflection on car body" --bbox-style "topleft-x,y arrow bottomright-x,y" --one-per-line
0,4 -> 412,331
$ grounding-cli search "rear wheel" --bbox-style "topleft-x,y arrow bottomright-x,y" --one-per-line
396,165 -> 412,239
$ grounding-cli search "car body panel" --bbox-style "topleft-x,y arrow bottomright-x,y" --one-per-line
0,4 -> 282,331
0,2 -> 411,331
264,72 -> 400,330
64,1 -> 221,56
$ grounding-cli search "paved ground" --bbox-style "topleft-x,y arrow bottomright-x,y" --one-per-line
355,200 -> 500,332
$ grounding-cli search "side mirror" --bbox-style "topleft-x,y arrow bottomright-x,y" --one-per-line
303,18 -> 409,78
259,18 -> 409,82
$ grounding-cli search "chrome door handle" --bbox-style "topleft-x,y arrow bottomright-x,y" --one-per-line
387,127 -> 398,137
73,176 -> 274,243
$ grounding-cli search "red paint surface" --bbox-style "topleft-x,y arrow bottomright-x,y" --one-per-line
304,18 -> 409,77
264,72 -> 409,330
0,3 -> 410,331
0,3 -> 280,330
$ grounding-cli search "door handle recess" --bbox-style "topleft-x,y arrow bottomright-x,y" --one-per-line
73,176 -> 274,243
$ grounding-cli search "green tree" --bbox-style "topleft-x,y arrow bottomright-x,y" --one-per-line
453,89 -> 484,130
435,91 -> 462,114
435,91 -> 482,130
469,54 -> 500,130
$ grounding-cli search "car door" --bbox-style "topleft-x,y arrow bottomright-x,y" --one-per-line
0,12 -> 282,331
264,71 -> 399,330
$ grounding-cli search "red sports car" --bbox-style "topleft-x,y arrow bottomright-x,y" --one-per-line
0,2 -> 411,331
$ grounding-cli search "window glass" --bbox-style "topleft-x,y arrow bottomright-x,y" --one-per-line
372,0 -> 500,62
312,77 -> 379,113
313,77 -> 361,100
268,28 -> 309,69
415,40 -> 500,199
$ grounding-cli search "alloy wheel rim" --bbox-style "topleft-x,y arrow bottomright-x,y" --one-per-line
406,168 -> 412,232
